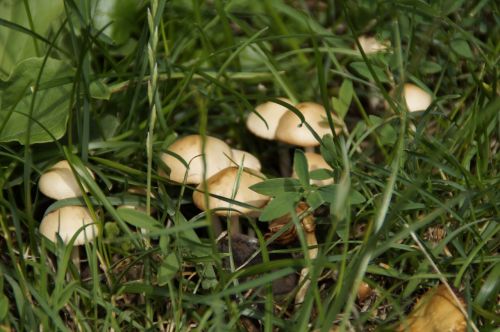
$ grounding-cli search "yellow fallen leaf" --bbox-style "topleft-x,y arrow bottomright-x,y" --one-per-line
398,284 -> 467,332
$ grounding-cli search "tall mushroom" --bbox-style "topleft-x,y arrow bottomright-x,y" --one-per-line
192,167 -> 270,233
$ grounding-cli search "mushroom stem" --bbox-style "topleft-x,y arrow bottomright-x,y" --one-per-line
295,216 -> 318,305
278,144 -> 292,177
211,214 -> 223,236
70,246 -> 81,275
304,146 -> 315,154
228,215 -> 241,234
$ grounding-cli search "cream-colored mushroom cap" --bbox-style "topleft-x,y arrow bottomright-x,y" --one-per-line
39,206 -> 97,245
39,160 -> 95,200
246,98 -> 292,140
275,102 -> 343,147
292,152 -> 333,186
230,149 -> 262,171
356,36 -> 389,54
403,83 -> 432,112
192,167 -> 270,216
159,135 -> 232,184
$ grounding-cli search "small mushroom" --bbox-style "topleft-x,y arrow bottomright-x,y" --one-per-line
192,167 -> 269,233
40,206 -> 97,245
357,281 -> 374,303
39,206 -> 97,269
275,102 -> 344,152
39,160 -> 95,200
356,35 -> 390,55
246,98 -> 294,176
246,98 -> 292,140
402,83 -> 432,112
159,135 -> 233,184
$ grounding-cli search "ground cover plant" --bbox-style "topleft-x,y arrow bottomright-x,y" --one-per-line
0,0 -> 498,331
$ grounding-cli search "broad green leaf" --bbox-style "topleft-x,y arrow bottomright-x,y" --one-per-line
0,57 -> 72,144
97,114 -> 120,139
349,62 -> 390,83
158,253 -> 180,286
339,79 -> 353,105
369,115 -> 397,145
293,149 -> 310,187
319,185 -> 363,206
0,294 -> 8,321
332,79 -> 353,119
259,192 -> 300,221
92,0 -> 141,45
331,97 -> 344,119
306,190 -> 324,210
117,207 -> 162,231
320,134 -> 337,166
89,80 -> 111,100
350,189 -> 366,205
310,169 -> 332,181
250,178 -> 302,196
0,0 -> 65,76
451,39 -> 473,59
420,61 -> 442,75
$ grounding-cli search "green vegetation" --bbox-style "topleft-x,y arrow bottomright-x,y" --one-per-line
0,0 -> 498,331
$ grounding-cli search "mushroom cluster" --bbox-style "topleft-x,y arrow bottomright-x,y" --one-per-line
246,99 -> 344,150
159,134 -> 268,234
38,160 -> 97,267
246,99 -> 340,181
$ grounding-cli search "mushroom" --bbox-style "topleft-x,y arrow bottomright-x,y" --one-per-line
229,149 -> 262,171
357,281 -> 374,303
246,98 -> 292,140
39,205 -> 97,269
356,35 -> 390,55
39,160 -> 95,200
192,167 -> 270,233
159,135 -> 233,184
275,102 -> 344,152
291,152 -> 334,186
402,83 -> 432,112
246,98 -> 293,176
